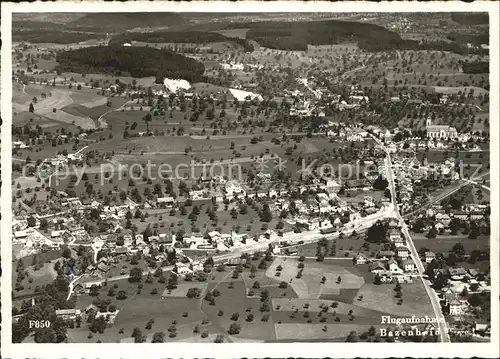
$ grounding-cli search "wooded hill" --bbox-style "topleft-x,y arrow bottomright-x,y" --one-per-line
13,30 -> 104,44
55,46 -> 206,83
221,19 -> 487,54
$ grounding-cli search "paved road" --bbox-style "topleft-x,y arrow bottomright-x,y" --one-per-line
381,141 -> 451,343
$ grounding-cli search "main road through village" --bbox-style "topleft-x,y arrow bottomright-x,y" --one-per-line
379,138 -> 451,343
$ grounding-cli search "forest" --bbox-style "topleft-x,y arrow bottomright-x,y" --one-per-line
462,61 -> 489,74
55,46 -> 206,83
243,20 -> 406,52
447,32 -> 489,46
231,20 -> 482,54
13,30 -> 104,44
110,31 -> 254,52
451,13 -> 489,25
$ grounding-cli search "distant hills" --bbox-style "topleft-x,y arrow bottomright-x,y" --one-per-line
13,13 -> 185,33
12,13 -> 488,56
235,20 -> 415,52
451,13 -> 489,25
70,13 -> 186,31
110,31 -> 254,52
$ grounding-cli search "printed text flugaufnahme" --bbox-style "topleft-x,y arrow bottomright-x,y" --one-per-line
381,315 -> 445,325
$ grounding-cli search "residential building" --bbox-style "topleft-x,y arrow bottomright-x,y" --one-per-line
355,253 -> 367,265
396,246 -> 410,259
425,251 -> 436,263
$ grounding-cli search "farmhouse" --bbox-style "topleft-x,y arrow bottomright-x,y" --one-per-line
370,261 -> 386,274
157,196 -> 175,207
449,298 -> 468,316
449,267 -> 467,281
388,229 -> 403,242
388,258 -> 404,274
425,251 -> 436,263
402,258 -> 416,272
55,309 -> 81,321
355,253 -> 367,265
396,246 -> 410,259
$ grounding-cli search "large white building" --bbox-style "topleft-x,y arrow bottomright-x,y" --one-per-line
163,78 -> 191,93
426,118 -> 458,139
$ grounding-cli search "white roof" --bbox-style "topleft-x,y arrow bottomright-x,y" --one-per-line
163,78 -> 190,93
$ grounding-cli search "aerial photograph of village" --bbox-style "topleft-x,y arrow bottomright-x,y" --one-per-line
9,11 -> 491,344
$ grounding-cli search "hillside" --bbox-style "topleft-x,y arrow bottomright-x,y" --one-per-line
70,13 -> 186,31
208,19 -> 487,54
451,13 -> 489,25
110,31 -> 254,52
12,13 -> 84,24
240,20 -> 418,52
55,45 -> 206,83
13,30 -> 105,44
13,20 -> 62,30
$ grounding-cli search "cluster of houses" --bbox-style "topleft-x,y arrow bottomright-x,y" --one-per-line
354,219 -> 417,283
434,265 -> 491,320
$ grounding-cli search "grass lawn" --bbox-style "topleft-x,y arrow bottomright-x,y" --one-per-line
292,238 -> 383,258
274,323 -> 375,341
73,278 -> 204,343
13,261 -> 58,298
161,282 -> 209,298
201,279 -> 277,341
355,280 -> 434,317
266,257 -> 366,300
412,233 -> 490,253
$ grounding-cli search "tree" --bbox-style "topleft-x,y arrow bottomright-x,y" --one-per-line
452,243 -> 466,256
433,273 -> 448,291
426,226 -> 438,239
461,286 -> 469,298
116,290 -> 128,300
89,285 -> 100,297
186,287 -> 201,298
260,204 -> 272,222
152,332 -> 165,343
132,327 -> 142,338
374,274 -> 382,285
129,267 -> 143,283
366,221 -> 387,244
368,325 -> 376,336
29,102 -> 35,113
228,323 -> 241,335
61,248 -> 72,259
260,289 -> 270,302
345,330 -> 359,342
27,215 -> 37,227
373,175 -> 389,190
167,273 -> 178,290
